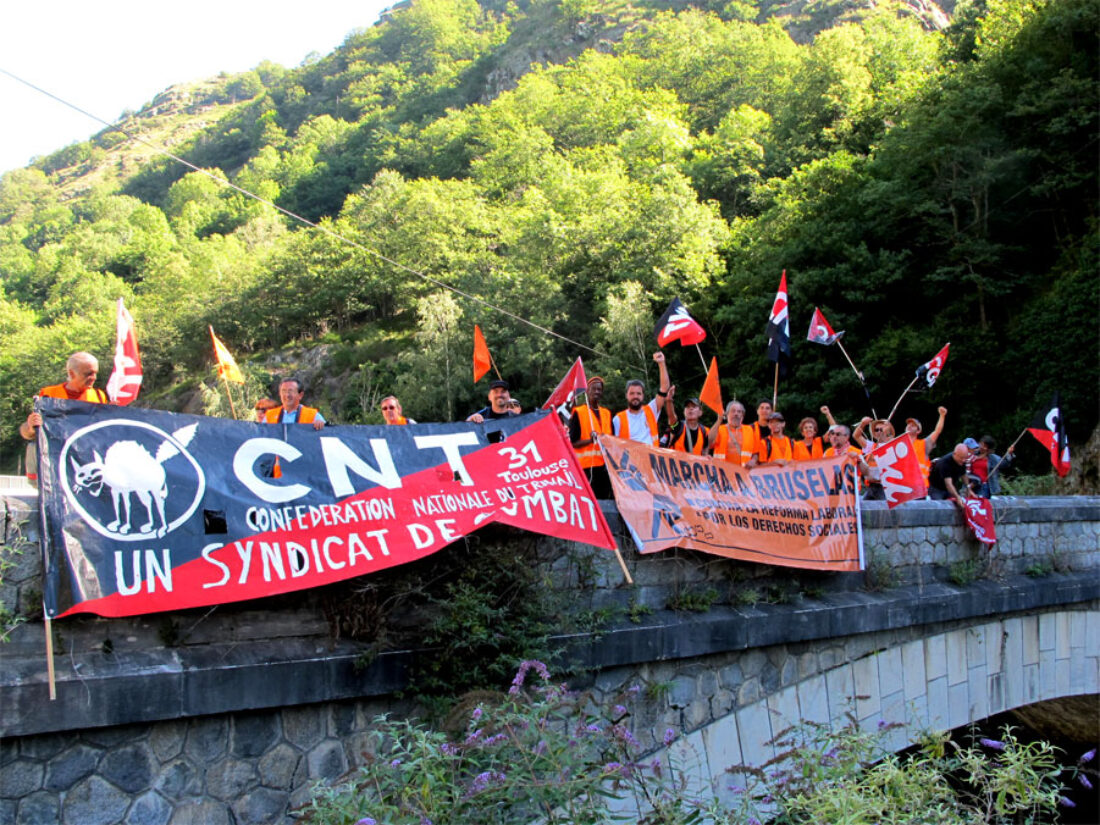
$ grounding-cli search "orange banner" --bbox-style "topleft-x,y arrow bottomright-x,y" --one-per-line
599,435 -> 864,571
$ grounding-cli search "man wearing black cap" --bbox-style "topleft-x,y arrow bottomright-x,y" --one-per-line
466,379 -> 521,423
748,411 -> 793,467
664,395 -> 710,455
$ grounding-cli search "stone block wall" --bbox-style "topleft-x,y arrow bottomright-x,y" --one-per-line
2,493 -> 1098,823
0,697 -> 415,825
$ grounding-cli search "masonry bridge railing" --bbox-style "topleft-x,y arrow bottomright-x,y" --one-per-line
1,493 -> 1097,825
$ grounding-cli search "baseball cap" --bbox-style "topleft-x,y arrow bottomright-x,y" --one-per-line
489,379 -> 509,390
963,437 -> 980,450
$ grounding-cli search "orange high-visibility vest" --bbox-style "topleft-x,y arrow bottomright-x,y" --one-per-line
574,405 -> 612,468
39,384 -> 109,403
672,424 -> 707,455
756,435 -> 793,464
265,406 -> 319,424
712,424 -> 756,464
913,438 -> 931,483
614,406 -> 658,446
792,437 -> 824,461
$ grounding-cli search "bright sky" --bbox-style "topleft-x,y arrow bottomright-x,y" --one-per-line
0,1 -> 394,175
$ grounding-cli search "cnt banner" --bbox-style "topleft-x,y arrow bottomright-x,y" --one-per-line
599,434 -> 864,571
35,400 -> 616,619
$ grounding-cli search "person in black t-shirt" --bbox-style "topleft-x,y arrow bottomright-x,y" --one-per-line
466,379 -> 521,423
928,444 -> 971,507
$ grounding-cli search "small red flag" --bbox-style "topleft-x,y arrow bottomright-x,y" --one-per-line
106,298 -> 142,405
699,357 -> 723,416
916,343 -> 950,388
1028,393 -> 1071,477
654,298 -> 707,347
473,325 -> 492,383
806,307 -> 844,346
963,497 -> 997,545
868,433 -> 926,508
543,357 -> 588,411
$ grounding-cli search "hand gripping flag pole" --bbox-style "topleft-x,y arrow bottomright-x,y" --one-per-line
886,343 -> 950,424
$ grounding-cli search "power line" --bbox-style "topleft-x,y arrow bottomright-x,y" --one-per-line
0,67 -> 626,365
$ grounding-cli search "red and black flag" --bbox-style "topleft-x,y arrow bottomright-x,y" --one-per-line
766,271 -> 791,372
915,343 -> 950,389
654,298 -> 707,347
1028,394 -> 1071,477
806,307 -> 844,346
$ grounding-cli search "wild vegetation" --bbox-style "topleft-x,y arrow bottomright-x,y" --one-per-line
1,0 -> 1096,477
300,660 -> 1094,823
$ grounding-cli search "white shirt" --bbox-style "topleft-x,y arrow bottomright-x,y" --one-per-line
613,397 -> 661,444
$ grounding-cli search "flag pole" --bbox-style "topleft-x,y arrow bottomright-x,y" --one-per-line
772,363 -> 779,409
210,325 -> 240,420
886,376 -> 920,423
489,353 -> 503,381
694,344 -> 708,374
988,427 -> 1029,480
835,340 -> 877,419
44,614 -> 56,700
221,371 -> 239,420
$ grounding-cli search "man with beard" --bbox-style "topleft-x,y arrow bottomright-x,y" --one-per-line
466,379 -> 521,423
570,376 -> 613,497
612,352 -> 671,446
708,401 -> 757,466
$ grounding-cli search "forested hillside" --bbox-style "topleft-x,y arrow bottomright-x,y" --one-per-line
1,0 -> 1096,479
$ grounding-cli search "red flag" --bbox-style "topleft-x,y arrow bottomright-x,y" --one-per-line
699,357 -> 723,416
963,496 -> 997,545
916,343 -> 950,389
806,307 -> 844,346
210,326 -> 244,383
1028,394 -> 1071,477
654,297 -> 707,347
766,271 -> 791,368
106,298 -> 142,405
868,433 -> 926,508
473,325 -> 492,383
543,357 -> 588,411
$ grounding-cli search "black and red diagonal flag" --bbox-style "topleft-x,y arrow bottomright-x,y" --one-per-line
915,343 -> 950,389
1028,394 -> 1071,477
766,271 -> 791,372
654,298 -> 707,347
806,307 -> 844,346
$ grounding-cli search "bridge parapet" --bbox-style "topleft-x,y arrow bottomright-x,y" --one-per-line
1,493 -> 1097,824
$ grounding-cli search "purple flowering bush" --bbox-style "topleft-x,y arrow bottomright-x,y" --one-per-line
302,661 -> 725,825
728,720 -> 1074,825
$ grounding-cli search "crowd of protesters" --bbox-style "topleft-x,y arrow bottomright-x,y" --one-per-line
23,350 -> 1014,503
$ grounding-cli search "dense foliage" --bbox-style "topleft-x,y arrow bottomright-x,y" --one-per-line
301,661 -> 1087,824
1,0 -> 1096,474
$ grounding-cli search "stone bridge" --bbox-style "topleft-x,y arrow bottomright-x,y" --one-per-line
1,492 -> 1097,824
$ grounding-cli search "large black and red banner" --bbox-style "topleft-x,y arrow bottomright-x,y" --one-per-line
35,400 -> 615,618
